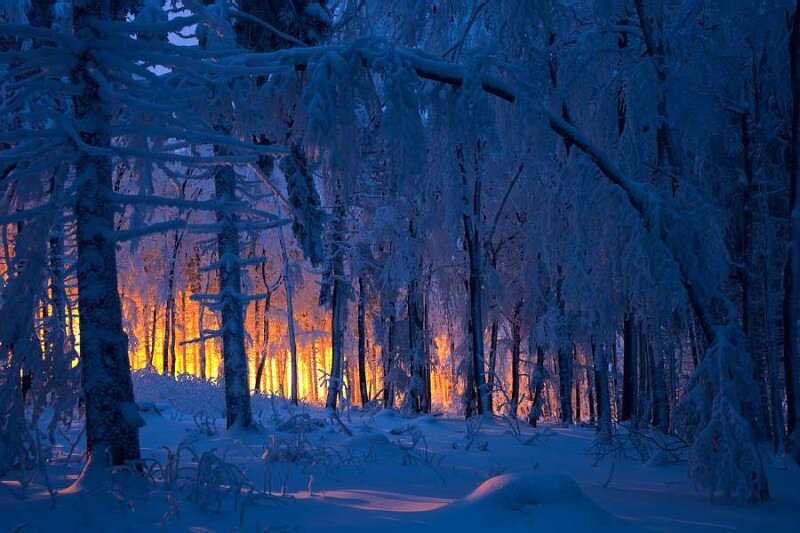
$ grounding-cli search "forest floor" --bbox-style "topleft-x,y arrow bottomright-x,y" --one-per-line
2,371 -> 799,532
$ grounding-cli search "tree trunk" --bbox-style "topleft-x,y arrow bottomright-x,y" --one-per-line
310,341 -> 319,402
557,347 -> 572,426
253,292 -> 271,393
214,159 -> 252,428
639,331 -> 651,426
162,296 -> 172,375
148,299 -> 157,370
383,314 -> 396,408
487,318 -> 499,414
610,334 -> 620,419
277,223 -> 299,404
180,290 -> 187,374
276,347 -> 287,398
325,193 -> 347,410
458,144 -> 488,417
634,0 -> 681,193
621,315 -> 637,422
143,292 -> 152,369
422,287 -> 432,411
573,347 -> 581,423
509,301 -> 522,418
326,273 -> 346,409
529,343 -> 545,427
169,293 -> 177,375
651,347 -> 669,432
72,0 -> 140,466
408,274 -> 429,413
358,275 -> 369,407
785,2 -> 800,463
735,108 -> 773,444
587,363 -> 596,425
161,231 -> 181,377
197,283 -> 207,381
594,341 -> 613,439
45,203 -> 69,441
763,210 -> 786,452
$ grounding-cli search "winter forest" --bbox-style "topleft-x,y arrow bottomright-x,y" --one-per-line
1,0 -> 800,530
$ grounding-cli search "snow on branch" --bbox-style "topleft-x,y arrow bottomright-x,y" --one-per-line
196,254 -> 270,274
0,201 -> 65,225
227,8 -> 308,48
236,219 -> 291,231
107,192 -> 235,212
180,331 -> 222,345
110,220 -> 187,242
0,23 -> 79,48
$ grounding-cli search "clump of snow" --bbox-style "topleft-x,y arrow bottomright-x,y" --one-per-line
433,472 -> 640,531
456,472 -> 582,508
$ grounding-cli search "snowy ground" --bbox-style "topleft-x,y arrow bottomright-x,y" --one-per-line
2,372 -> 799,532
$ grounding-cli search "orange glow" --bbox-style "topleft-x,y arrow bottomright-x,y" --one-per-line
0,215 -> 458,409
119,285 -> 459,407
121,288 -> 366,403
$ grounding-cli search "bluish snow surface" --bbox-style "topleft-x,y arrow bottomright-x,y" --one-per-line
2,371 -> 799,532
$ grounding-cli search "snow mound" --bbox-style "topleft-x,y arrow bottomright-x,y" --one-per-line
433,473 -> 640,532
457,472 -> 582,509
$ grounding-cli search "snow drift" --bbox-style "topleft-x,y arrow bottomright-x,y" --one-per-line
431,473 -> 639,532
